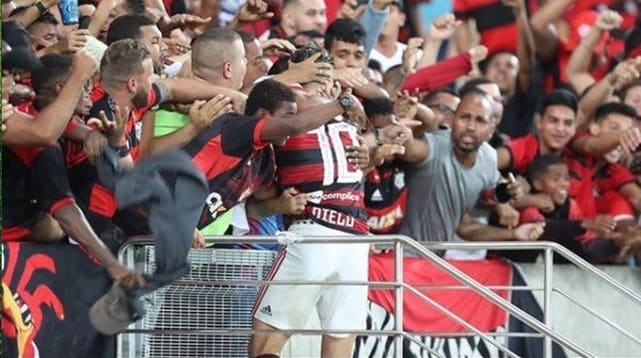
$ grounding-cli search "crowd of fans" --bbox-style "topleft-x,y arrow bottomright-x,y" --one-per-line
3,0 -> 641,355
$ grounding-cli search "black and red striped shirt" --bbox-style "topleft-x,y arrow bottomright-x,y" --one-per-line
2,145 -> 76,241
365,161 -> 408,234
182,112 -> 275,229
89,84 -> 161,162
275,119 -> 368,234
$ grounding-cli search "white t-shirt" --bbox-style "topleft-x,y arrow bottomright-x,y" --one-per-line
369,42 -> 423,74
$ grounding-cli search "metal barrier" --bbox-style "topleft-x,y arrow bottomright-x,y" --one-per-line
115,235 -> 640,358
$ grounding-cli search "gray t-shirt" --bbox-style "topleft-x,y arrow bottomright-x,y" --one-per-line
399,130 -> 500,242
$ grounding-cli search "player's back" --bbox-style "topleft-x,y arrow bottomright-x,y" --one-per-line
275,119 -> 368,234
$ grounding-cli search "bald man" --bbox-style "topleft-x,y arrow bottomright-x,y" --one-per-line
191,27 -> 248,91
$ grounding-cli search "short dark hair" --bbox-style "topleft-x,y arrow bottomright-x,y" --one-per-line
458,77 -> 494,94
324,18 -> 366,49
363,97 -> 394,119
32,53 -> 73,110
422,87 -> 458,105
594,102 -> 637,123
528,154 -> 566,184
541,89 -> 578,115
245,79 -> 296,116
106,14 -> 155,45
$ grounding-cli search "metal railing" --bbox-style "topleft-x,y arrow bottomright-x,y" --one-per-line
116,235 -> 640,358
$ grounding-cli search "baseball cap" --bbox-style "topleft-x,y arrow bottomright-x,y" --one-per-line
563,11 -> 610,55
2,21 -> 32,48
89,283 -> 144,335
2,46 -> 43,73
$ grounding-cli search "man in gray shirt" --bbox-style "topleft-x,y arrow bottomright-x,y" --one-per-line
399,88 -> 544,243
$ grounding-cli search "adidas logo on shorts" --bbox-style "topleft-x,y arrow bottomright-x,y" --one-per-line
260,305 -> 272,316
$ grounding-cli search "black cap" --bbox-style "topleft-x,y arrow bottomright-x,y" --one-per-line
2,21 -> 32,48
2,46 -> 42,73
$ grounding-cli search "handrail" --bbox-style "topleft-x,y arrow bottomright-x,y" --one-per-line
119,238 -> 518,358
423,241 -> 641,305
119,235 -> 596,357
553,288 -> 641,346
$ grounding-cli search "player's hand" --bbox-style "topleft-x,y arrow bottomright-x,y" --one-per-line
277,187 -> 308,215
513,222 -> 545,241
189,95 -> 233,132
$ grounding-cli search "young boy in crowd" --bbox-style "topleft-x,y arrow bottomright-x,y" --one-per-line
501,155 -> 630,263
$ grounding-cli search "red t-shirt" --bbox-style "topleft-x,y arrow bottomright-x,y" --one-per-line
565,144 -> 636,218
505,134 -> 539,176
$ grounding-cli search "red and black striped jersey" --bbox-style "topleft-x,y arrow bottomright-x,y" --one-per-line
89,84 -> 161,162
364,161 -> 408,234
275,119 -> 368,234
182,112 -> 275,229
2,145 -> 76,241
17,100 -> 117,233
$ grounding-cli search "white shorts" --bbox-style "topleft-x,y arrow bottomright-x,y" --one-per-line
252,220 -> 369,337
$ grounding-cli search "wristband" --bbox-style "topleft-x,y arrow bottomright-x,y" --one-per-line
34,1 -> 47,14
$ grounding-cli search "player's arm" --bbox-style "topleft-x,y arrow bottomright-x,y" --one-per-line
259,95 -> 353,141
